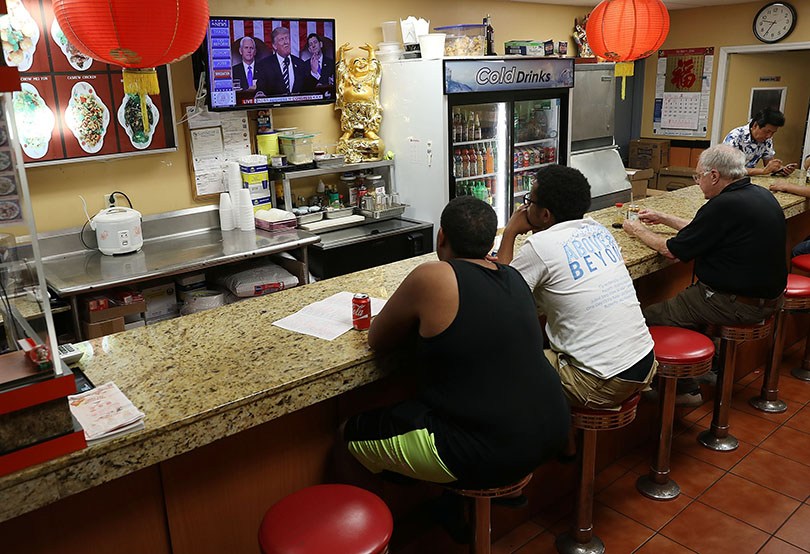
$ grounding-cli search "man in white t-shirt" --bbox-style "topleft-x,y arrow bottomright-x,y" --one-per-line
497,165 -> 656,409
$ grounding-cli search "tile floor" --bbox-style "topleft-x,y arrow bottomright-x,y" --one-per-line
394,344 -> 810,554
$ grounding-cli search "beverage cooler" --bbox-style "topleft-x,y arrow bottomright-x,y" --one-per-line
380,57 -> 573,228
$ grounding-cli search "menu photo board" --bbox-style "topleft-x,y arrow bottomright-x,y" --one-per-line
1,0 -> 177,166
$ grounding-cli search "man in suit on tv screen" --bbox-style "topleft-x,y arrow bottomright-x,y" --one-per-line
304,32 -> 334,91
232,36 -> 258,92
255,26 -> 308,97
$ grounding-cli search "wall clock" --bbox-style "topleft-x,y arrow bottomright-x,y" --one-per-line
753,2 -> 797,43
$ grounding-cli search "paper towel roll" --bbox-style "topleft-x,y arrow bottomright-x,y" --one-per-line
180,289 -> 226,315
219,193 -> 234,231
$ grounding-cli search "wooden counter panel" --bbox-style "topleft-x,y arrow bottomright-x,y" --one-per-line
0,465 -> 169,554
160,399 -> 336,554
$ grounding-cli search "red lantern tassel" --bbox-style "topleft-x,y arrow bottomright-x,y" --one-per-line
123,68 -> 159,134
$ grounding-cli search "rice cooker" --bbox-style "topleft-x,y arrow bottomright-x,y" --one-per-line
90,207 -> 143,255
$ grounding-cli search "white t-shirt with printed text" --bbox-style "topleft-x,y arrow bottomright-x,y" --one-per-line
511,218 -> 654,379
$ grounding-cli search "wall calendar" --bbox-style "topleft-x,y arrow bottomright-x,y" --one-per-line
653,47 -> 714,137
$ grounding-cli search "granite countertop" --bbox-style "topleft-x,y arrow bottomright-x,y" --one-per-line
1,175 -> 807,523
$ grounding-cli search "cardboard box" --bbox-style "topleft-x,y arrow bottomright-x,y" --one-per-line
140,282 -> 179,322
689,147 -> 705,168
625,168 -> 655,198
82,317 -> 125,339
81,299 -> 146,324
669,147 -> 691,167
504,40 -> 544,56
656,166 -> 694,191
628,139 -> 670,171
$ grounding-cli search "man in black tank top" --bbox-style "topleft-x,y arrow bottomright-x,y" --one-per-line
342,197 -> 570,491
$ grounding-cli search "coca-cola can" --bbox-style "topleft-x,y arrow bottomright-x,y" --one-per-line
352,293 -> 371,330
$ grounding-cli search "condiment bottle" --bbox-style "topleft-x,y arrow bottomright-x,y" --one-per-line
627,204 -> 640,221
612,202 -> 624,228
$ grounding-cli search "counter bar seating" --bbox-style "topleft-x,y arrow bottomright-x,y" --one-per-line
446,473 -> 534,554
258,484 -> 393,554
556,393 -> 641,554
750,274 -> 810,412
698,318 -> 774,451
787,254 -> 810,381
637,327 -> 714,500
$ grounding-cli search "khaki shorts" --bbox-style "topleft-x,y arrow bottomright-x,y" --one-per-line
546,350 -> 657,410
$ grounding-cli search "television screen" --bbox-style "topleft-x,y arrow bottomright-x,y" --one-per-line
198,17 -> 336,110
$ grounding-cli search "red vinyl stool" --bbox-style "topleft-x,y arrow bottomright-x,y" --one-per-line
637,327 -> 714,501
258,484 -> 393,554
698,318 -> 774,452
787,254 -> 810,382
751,275 -> 809,412
556,394 -> 640,554
447,473 -> 533,554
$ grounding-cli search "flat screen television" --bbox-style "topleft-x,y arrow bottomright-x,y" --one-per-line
194,16 -> 336,111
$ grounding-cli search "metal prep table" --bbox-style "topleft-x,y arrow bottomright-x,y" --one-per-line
39,206 -> 320,339
307,217 -> 433,279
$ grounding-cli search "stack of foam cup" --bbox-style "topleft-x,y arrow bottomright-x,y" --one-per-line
219,192 -> 234,231
238,188 -> 255,231
224,161 -> 243,225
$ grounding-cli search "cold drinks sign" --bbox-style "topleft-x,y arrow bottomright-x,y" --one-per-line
444,58 -> 574,94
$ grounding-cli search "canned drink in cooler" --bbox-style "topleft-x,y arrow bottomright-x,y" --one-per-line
352,293 -> 371,330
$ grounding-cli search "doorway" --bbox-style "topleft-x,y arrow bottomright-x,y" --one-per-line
711,42 -> 810,164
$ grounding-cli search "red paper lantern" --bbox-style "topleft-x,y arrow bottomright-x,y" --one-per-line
52,0 -> 208,130
586,0 -> 670,62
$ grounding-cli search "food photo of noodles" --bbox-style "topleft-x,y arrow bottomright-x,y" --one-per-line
65,81 -> 110,154
11,82 -> 55,159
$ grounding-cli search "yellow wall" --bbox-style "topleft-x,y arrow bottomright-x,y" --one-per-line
641,0 -> 810,152
26,0 -> 588,232
722,50 -> 810,164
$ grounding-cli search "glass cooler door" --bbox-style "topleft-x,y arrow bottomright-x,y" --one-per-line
449,101 -> 509,227
511,98 -> 561,213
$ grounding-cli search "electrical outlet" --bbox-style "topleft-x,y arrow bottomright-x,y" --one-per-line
102,192 -> 116,208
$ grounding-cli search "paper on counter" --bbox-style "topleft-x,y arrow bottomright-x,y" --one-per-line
272,291 -> 386,340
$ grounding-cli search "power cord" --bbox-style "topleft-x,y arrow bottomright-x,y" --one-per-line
107,191 -> 134,208
176,71 -> 207,127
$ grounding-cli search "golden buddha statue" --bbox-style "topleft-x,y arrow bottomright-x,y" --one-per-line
335,43 -> 384,163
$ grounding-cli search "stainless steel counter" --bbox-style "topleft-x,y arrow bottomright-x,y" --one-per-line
43,228 -> 319,296
38,205 -> 320,339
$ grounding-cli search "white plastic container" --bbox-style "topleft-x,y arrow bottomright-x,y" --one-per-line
381,21 -> 399,43
418,33 -> 446,60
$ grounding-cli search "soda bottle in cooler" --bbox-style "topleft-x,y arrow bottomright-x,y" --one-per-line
462,149 -> 470,177
467,112 -> 476,143
469,148 -> 478,177
485,178 -> 493,204
485,145 -> 495,174
476,146 -> 485,175
453,149 -> 462,178
474,114 -> 482,141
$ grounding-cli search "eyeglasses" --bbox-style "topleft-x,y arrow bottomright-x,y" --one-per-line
692,169 -> 712,183
523,193 -> 535,206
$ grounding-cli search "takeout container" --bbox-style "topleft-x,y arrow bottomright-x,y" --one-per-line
376,49 -> 403,63
418,33 -> 446,60
278,132 -> 316,165
377,42 -> 401,53
381,21 -> 399,43
435,24 -> 486,57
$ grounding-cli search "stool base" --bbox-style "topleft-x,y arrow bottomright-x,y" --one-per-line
698,429 -> 739,451
748,396 -> 787,413
635,474 -> 681,501
791,367 -> 810,381
555,533 -> 605,554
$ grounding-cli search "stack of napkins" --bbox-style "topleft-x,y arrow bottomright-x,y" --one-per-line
69,382 -> 145,445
